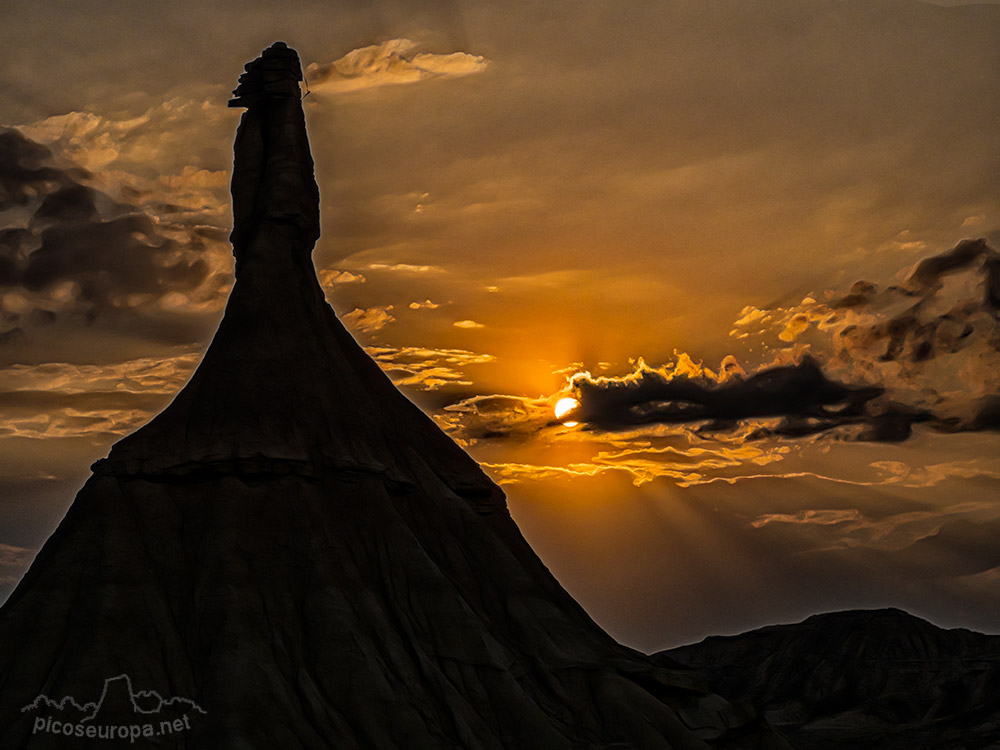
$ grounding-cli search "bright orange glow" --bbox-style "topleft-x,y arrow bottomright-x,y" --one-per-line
554,397 -> 580,420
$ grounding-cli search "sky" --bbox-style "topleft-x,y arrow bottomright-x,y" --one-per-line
1,0 -> 999,651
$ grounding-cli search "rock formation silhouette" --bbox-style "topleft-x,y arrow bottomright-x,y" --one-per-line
0,43 -> 788,748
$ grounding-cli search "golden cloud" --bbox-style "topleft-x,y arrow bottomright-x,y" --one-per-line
318,269 -> 366,298
367,345 -> 495,392
751,509 -> 864,529
0,353 -> 199,395
342,306 -> 395,334
480,429 -> 794,488
305,40 -> 490,95
0,353 -> 198,439
364,262 -> 444,274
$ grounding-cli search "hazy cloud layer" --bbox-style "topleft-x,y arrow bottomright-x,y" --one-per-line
0,354 -> 198,395
0,353 -> 197,439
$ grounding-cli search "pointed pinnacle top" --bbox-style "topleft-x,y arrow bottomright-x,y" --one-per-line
228,41 -> 303,108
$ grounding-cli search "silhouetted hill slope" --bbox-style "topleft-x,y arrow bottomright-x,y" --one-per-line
658,608 -> 1000,749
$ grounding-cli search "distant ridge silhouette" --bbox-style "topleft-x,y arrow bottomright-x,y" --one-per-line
659,608 -> 1000,749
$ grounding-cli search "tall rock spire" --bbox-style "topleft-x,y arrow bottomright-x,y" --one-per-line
226,41 -> 319,267
98,41 -> 500,508
0,43 -> 788,749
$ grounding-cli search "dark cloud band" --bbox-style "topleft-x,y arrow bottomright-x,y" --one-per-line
571,356 -> 889,438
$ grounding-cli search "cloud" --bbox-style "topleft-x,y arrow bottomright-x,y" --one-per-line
730,238 -> 1000,434
0,543 -> 32,568
364,262 -> 444,274
435,385 -> 797,486
0,353 -> 198,395
567,354 -> 886,439
453,319 -> 484,329
464,414 -> 1000,490
0,130 -> 84,212
440,393 -> 556,440
17,97 -> 233,178
342,305 -> 395,334
751,509 -> 864,529
23,214 -> 206,301
483,444 -> 785,487
305,40 -> 489,95
17,110 -> 145,172
367,345 -> 494,392
0,352 -> 196,438
551,240 -> 1000,444
0,127 -> 233,343
409,299 -> 440,310
318,268 -> 366,299
482,461 -> 610,484
319,269 -> 365,287
871,459 -> 1000,488
0,393 -> 164,439
747,494 -> 1000,562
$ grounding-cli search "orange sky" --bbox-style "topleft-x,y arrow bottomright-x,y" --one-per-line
1,0 -> 1000,648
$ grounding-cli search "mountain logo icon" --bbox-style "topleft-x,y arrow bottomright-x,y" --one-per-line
21,674 -> 205,742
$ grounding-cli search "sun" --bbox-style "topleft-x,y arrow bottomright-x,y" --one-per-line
554,397 -> 580,421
